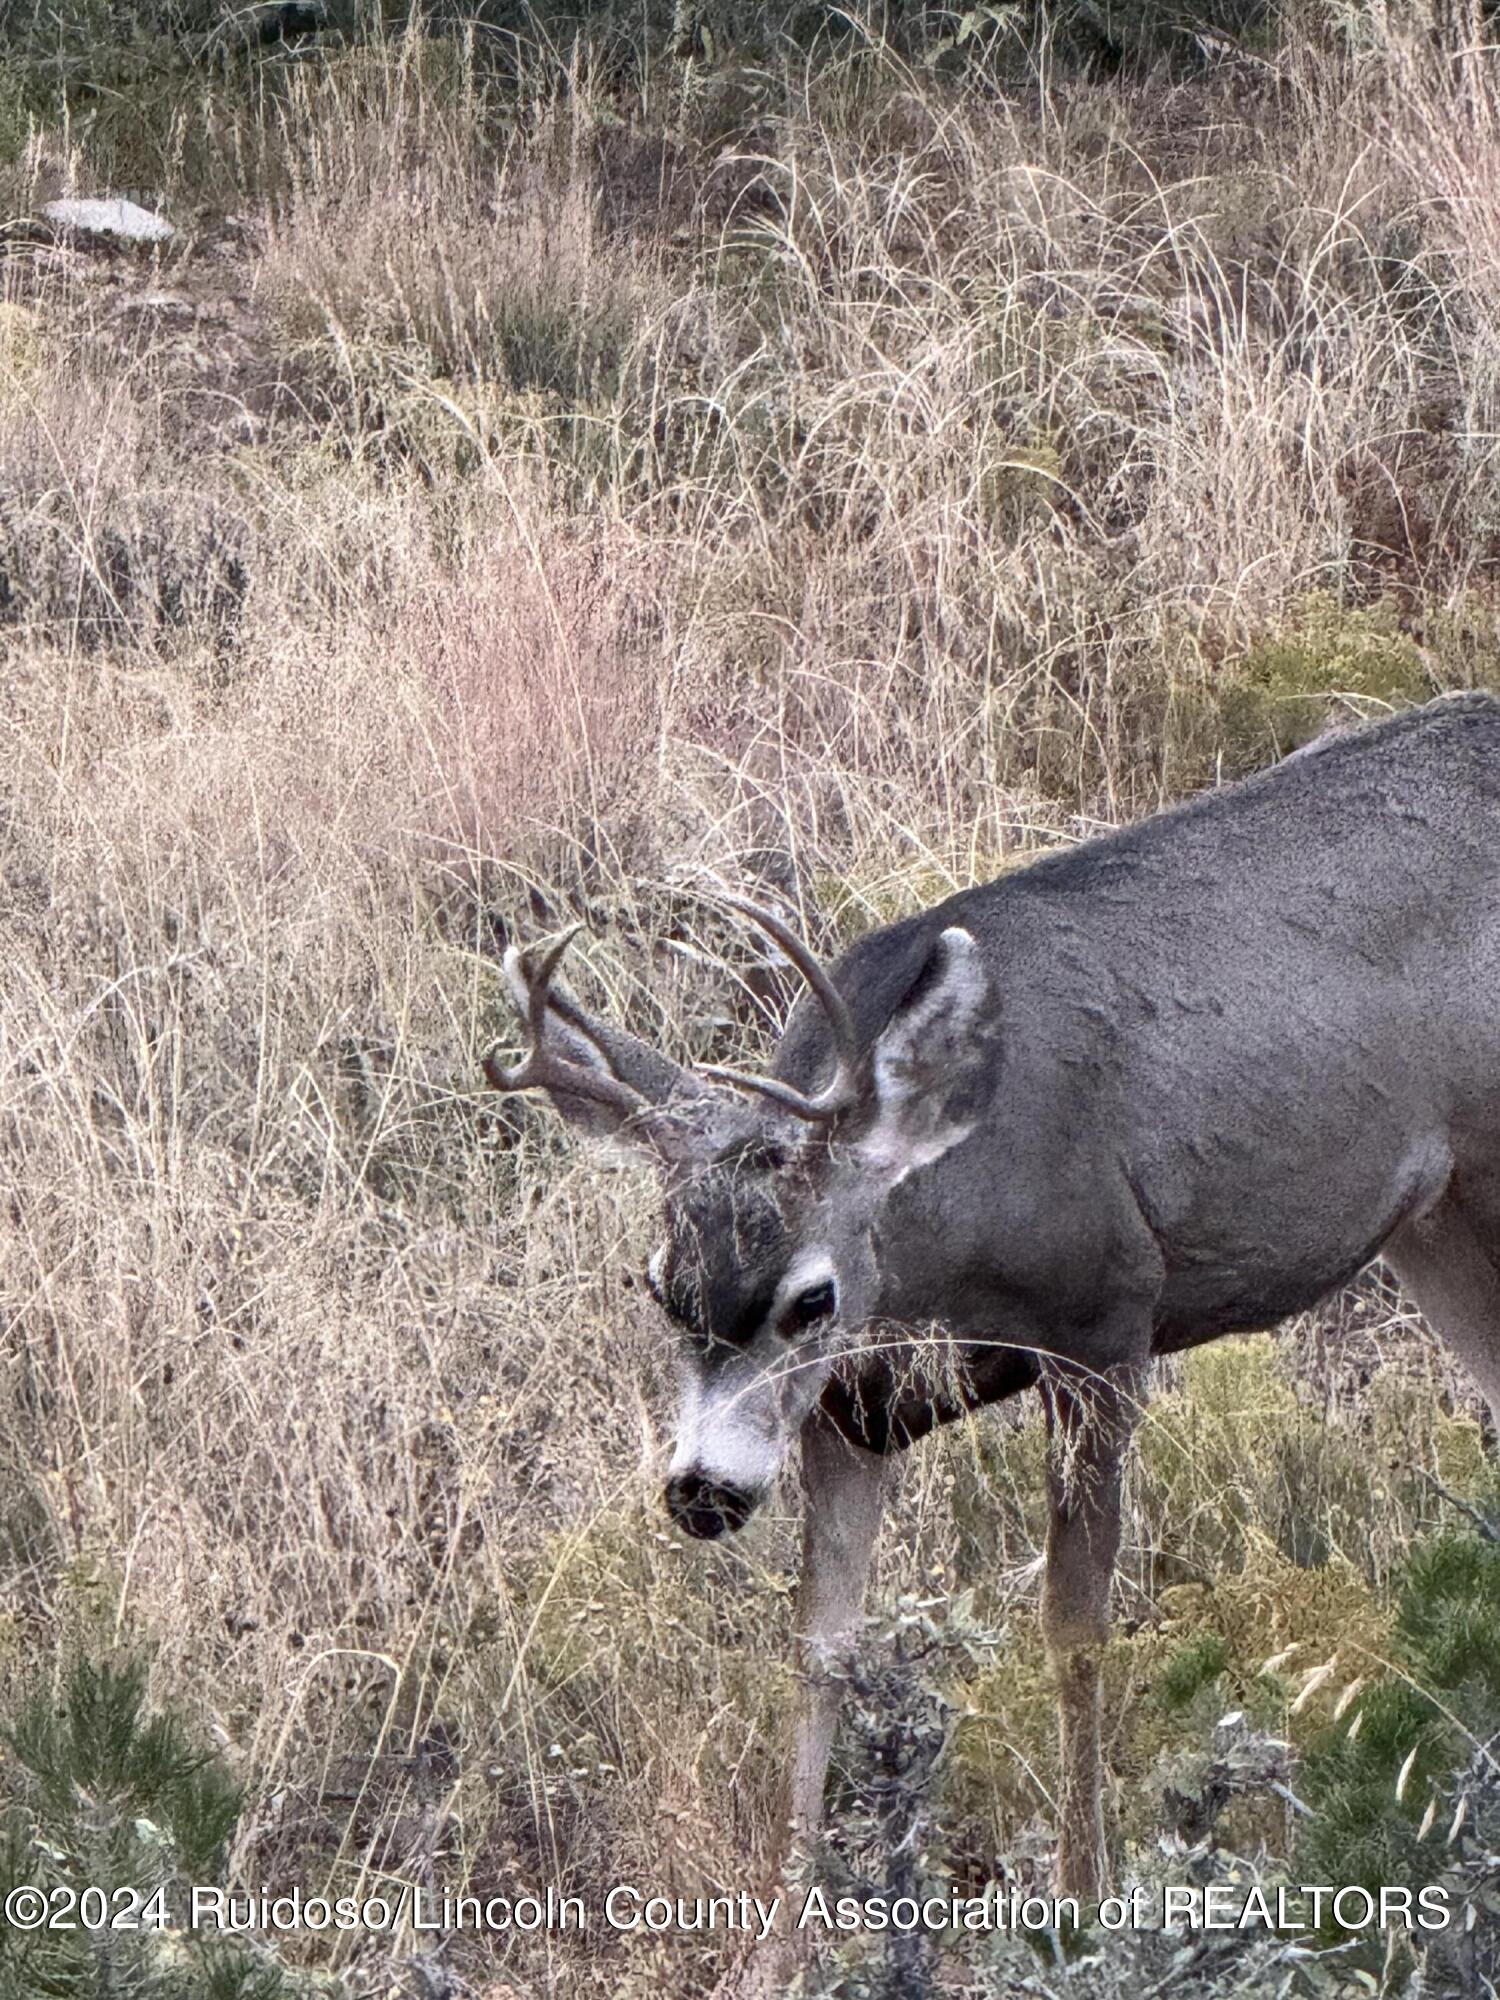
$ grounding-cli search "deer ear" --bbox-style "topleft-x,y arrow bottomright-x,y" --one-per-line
857,926 -> 993,1180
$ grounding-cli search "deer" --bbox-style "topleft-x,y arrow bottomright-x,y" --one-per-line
483,691 -> 1500,1937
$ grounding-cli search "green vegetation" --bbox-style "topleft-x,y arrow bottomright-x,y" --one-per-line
1297,1528 -> 1500,1942
0,1657 -> 307,2000
941,1339 -> 1469,1861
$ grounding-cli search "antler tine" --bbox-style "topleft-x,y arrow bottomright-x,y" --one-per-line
702,893 -> 862,1123
697,1062 -> 845,1120
483,930 -> 652,1123
524,928 -> 581,1049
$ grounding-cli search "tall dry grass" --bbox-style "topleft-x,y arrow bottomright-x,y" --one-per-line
1,8 -> 1499,1993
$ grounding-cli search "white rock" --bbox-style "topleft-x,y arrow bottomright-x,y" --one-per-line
40,198 -> 174,244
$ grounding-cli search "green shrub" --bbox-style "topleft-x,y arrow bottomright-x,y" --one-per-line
1296,1527 -> 1500,1960
1158,1632 -> 1231,1711
0,1655 -> 311,2000
1218,594 -> 1434,767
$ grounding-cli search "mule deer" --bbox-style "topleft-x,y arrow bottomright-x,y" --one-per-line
485,692 -> 1500,1909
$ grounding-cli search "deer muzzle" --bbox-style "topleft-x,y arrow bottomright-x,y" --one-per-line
664,1472 -> 758,1540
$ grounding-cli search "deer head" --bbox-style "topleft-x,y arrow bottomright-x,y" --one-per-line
486,900 -> 994,1538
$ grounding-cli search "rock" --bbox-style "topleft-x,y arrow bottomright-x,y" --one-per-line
39,198 -> 174,245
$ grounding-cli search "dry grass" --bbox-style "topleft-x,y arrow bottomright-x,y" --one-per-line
1,7 -> 1499,1994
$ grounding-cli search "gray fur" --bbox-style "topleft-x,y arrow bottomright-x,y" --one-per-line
794,689 -> 1500,1410
519,692 -> 1500,1492
492,690 -> 1500,1910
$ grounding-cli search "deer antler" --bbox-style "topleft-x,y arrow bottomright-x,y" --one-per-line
484,930 -> 654,1124
488,902 -> 860,1134
698,895 -> 861,1123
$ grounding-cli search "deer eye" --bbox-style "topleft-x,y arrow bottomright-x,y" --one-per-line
781,1279 -> 837,1335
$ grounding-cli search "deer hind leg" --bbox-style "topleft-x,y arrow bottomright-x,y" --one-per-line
1040,1358 -> 1149,1904
1385,1196 -> 1500,1430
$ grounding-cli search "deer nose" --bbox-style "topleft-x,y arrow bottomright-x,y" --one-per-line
665,1473 -> 755,1540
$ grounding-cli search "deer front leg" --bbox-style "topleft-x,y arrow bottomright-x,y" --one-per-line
785,1411 -> 888,1850
719,1417 -> 885,2000
1040,1359 -> 1147,1903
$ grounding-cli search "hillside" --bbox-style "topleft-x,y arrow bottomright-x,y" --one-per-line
0,5 -> 1498,1996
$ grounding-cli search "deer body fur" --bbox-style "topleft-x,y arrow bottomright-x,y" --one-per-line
487,691 -> 1500,1931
